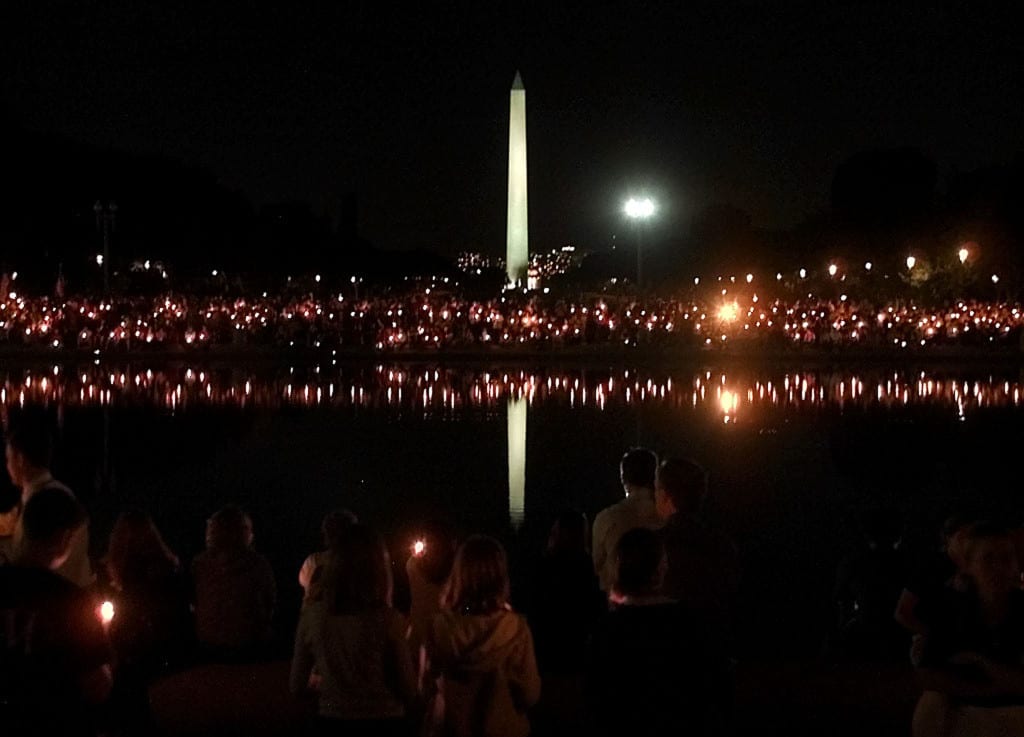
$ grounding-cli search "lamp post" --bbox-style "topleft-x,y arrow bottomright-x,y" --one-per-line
624,197 -> 655,291
94,201 -> 117,295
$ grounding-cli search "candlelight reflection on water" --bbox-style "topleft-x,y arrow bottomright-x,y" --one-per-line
1,364 -> 1021,424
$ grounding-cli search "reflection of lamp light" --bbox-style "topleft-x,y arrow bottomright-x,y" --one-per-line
508,397 -> 526,530
906,256 -> 916,270
958,247 -> 969,264
719,390 -> 738,414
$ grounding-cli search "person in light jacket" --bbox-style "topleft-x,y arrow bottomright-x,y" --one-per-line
427,535 -> 540,737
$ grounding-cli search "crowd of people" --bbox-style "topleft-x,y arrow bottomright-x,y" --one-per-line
1,289 -> 1022,352
4,425 -> 1024,736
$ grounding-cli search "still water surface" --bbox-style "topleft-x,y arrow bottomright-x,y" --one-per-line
4,361 -> 1023,656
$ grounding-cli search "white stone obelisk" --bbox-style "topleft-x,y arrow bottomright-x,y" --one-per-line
506,71 -> 528,286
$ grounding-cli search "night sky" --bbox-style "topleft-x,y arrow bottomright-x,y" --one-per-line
3,1 -> 1021,255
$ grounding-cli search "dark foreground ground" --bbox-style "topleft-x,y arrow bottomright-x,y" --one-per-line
150,658 -> 919,737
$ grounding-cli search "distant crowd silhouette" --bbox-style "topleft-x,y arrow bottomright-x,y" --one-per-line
3,422 -> 1024,736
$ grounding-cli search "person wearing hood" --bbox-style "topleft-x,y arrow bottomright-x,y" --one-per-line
426,535 -> 540,737
192,505 -> 276,660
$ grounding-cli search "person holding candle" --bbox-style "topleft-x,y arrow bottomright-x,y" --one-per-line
0,486 -> 113,736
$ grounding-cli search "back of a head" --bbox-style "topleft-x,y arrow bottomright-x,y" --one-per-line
614,527 -> 665,598
863,508 -> 903,549
206,505 -> 252,552
964,521 -> 1013,558
656,458 -> 707,515
21,486 -> 85,543
548,509 -> 587,555
443,535 -> 510,614
327,523 -> 392,613
109,508 -> 179,586
5,422 -> 53,471
621,448 -> 657,489
322,508 -> 358,550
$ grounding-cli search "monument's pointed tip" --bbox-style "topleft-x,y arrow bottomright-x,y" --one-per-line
512,71 -> 524,90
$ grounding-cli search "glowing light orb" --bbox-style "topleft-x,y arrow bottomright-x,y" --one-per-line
745,273 -> 753,283
905,256 -> 916,270
828,264 -> 838,277
798,268 -> 807,279
624,197 -> 656,219
720,390 -> 738,414
100,600 -> 115,625
412,540 -> 426,557
958,247 -> 969,264
865,261 -> 872,271
717,301 -> 740,322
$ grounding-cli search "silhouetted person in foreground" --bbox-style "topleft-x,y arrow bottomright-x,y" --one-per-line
832,508 -> 909,660
291,524 -> 417,736
103,509 -> 192,733
298,508 -> 358,605
426,535 -> 540,737
592,448 -> 662,592
0,487 -> 113,736
586,528 -> 731,737
530,509 -> 601,674
912,522 -> 1024,735
191,505 -> 276,661
896,516 -> 971,636
6,424 -> 93,586
654,458 -> 740,632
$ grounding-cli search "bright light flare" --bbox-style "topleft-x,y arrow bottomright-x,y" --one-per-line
720,390 -> 738,414
906,256 -> 916,270
717,301 -> 740,322
828,264 -> 838,277
99,600 -> 115,625
958,247 -> 969,264
623,197 -> 655,219
865,261 -> 872,271
412,539 -> 426,557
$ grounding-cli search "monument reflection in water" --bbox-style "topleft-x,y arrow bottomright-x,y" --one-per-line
507,397 -> 526,529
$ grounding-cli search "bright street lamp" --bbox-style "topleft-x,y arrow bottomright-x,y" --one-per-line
623,197 -> 656,290
624,197 -> 655,219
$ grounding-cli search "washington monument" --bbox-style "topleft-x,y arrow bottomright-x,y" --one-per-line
506,71 -> 528,285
